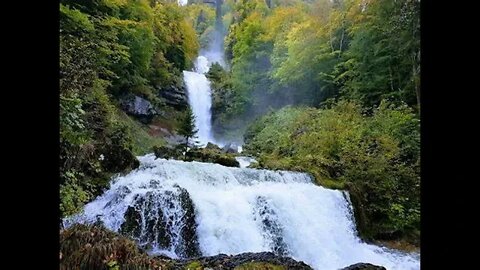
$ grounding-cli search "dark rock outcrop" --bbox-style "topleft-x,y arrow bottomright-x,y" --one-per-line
176,185 -> 201,258
120,94 -> 157,123
176,252 -> 313,270
153,145 -> 183,160
119,186 -> 200,258
222,142 -> 239,154
255,197 -> 288,256
340,262 -> 387,270
186,147 -> 240,167
159,84 -> 189,110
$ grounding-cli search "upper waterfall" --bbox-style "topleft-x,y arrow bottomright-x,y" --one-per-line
183,56 -> 215,145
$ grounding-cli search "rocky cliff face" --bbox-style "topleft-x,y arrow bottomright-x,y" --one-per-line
158,84 -> 189,110
120,94 -> 158,123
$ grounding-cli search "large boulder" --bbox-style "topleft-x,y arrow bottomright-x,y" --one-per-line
340,263 -> 386,270
119,186 -> 200,258
120,94 -> 157,123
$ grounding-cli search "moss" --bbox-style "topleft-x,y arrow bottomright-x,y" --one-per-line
186,147 -> 240,167
184,261 -> 203,270
234,262 -> 286,270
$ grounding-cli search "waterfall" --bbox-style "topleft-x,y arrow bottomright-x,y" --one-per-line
183,56 -> 217,146
64,154 -> 420,270
182,13 -> 227,146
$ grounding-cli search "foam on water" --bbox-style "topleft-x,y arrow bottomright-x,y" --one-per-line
65,154 -> 419,270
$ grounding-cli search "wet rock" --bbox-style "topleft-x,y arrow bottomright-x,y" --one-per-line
176,185 -> 201,258
178,252 -> 313,270
153,145 -> 183,160
222,142 -> 239,154
119,186 -> 200,258
255,197 -> 288,256
120,193 -> 171,248
186,148 -> 240,167
340,263 -> 387,270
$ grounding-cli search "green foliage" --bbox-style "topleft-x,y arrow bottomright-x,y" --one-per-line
185,3 -> 216,47
184,261 -> 203,270
60,171 -> 90,217
116,110 -> 167,155
60,224 -> 169,270
243,100 -> 420,242
176,107 -> 198,158
60,0 -> 200,217
218,0 -> 420,137
234,262 -> 286,270
337,0 -> 420,109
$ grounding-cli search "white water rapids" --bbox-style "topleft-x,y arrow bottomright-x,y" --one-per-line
64,154 -> 420,270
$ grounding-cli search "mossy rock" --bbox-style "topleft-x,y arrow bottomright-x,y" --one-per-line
184,261 -> 203,270
153,145 -> 183,160
186,148 -> 239,167
234,262 -> 286,270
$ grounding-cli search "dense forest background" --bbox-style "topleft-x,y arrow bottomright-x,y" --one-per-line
60,0 -> 420,248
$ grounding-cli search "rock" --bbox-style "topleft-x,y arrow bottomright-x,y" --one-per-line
175,185 -> 201,258
153,145 -> 183,160
179,252 -> 313,270
205,142 -> 222,151
222,142 -> 239,154
120,94 -> 157,123
158,84 -> 188,110
255,197 -> 288,256
119,186 -> 200,258
186,148 -> 240,167
100,144 -> 139,173
340,263 -> 387,270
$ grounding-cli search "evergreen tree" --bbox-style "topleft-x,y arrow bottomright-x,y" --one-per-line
177,107 -> 198,159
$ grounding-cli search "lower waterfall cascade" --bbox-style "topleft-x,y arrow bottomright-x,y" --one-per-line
64,154 -> 420,270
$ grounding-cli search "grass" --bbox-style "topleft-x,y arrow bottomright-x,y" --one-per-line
184,261 -> 203,270
116,110 -> 167,156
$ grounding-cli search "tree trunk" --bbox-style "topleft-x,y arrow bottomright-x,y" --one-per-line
412,51 -> 420,110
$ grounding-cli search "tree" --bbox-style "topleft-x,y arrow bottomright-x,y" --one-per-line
176,107 -> 198,159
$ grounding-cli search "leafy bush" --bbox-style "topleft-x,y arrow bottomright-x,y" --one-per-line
243,100 -> 420,242
60,224 -> 169,270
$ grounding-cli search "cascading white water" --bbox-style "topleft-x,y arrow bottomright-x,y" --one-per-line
64,154 -> 420,270
183,56 -> 215,145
